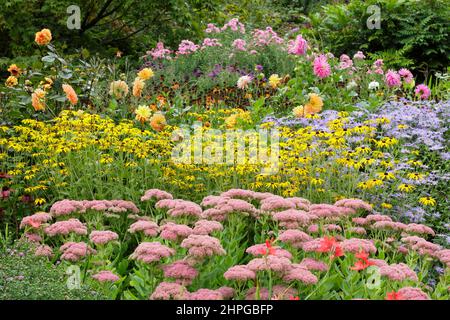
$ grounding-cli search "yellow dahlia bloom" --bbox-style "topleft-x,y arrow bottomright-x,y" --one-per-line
135,105 -> 151,123
138,68 -> 154,81
35,29 -> 52,46
268,74 -> 282,88
308,93 -> 323,113
5,76 -> 18,87
7,64 -> 21,77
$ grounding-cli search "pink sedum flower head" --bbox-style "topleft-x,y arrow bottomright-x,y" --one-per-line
379,263 -> 418,282
60,242 -> 96,261
313,54 -> 331,78
45,218 -> 87,236
92,270 -> 120,283
156,199 -> 202,218
224,265 -> 256,281
181,234 -> 226,258
150,282 -> 188,300
162,260 -> 198,285
35,244 -> 53,258
141,189 -> 173,201
130,242 -> 175,264
160,222 -> 193,241
189,288 -> 224,300
192,219 -> 223,235
128,220 -> 159,237
89,230 -> 119,245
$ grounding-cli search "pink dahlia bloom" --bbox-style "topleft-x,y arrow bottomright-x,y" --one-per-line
192,219 -> 223,235
385,70 -> 401,87
162,260 -> 198,284
160,222 -> 193,241
92,270 -> 120,283
128,220 -> 159,237
89,230 -> 119,245
379,263 -> 418,282
181,234 -> 226,258
141,189 -> 173,201
288,35 -> 308,55
237,75 -> 252,89
60,242 -> 96,261
398,68 -> 414,84
150,282 -> 188,300
224,265 -> 256,281
414,84 -> 431,100
45,219 -> 87,236
130,242 -> 175,263
313,54 -> 331,78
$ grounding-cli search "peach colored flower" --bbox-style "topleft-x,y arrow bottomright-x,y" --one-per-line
35,29 -> 52,46
62,84 -> 78,105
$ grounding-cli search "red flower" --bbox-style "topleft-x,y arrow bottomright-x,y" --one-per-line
386,291 -> 403,300
317,236 -> 344,259
259,238 -> 277,256
289,296 -> 300,300
350,250 -> 376,271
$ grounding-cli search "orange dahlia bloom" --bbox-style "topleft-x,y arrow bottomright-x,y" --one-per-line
35,29 -> 52,46
31,89 -> 46,111
62,84 -> 78,105
132,77 -> 145,97
7,64 -> 21,77
150,113 -> 166,131
5,76 -> 18,88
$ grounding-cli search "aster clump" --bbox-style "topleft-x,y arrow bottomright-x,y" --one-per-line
130,242 -> 175,264
181,234 -> 226,258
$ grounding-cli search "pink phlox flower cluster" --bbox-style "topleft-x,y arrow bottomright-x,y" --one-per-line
313,54 -> 331,78
145,42 -> 172,60
20,212 -> 52,229
340,238 -> 377,254
224,265 -> 256,281
288,35 -> 308,55
205,23 -> 221,33
45,218 -> 87,236
192,219 -> 223,235
181,234 -> 226,257
128,220 -> 159,237
162,260 -> 198,284
379,263 -> 418,282
278,229 -> 312,248
160,222 -> 193,241
201,38 -> 222,49
156,199 -> 202,218
141,189 -> 173,201
130,242 -> 175,263
221,18 -> 245,33
60,242 -> 96,261
334,198 -> 372,213
176,40 -> 199,55
232,39 -> 247,51
339,54 -> 353,69
92,270 -> 120,283
252,27 -> 283,46
34,244 -> 53,258
89,230 -> 119,245
150,282 -> 188,300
